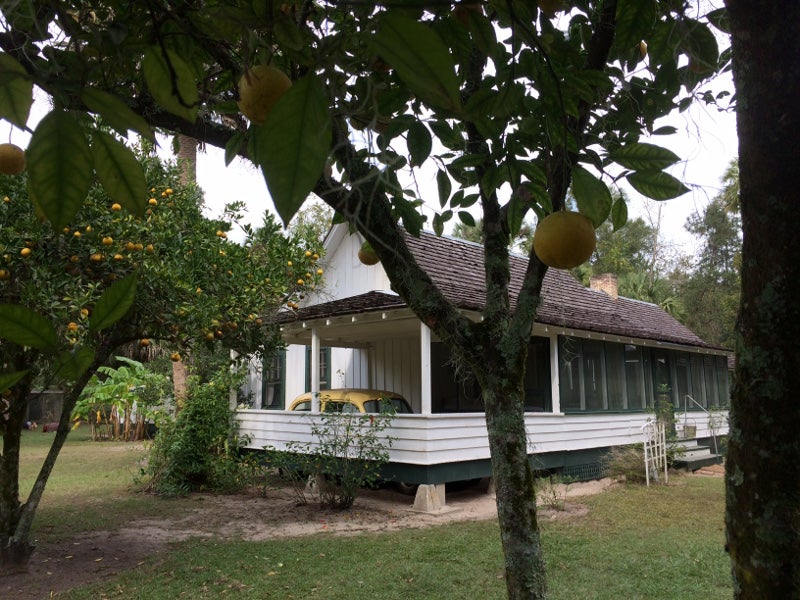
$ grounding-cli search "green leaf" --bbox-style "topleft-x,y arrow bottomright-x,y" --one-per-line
407,121 -> 432,167
371,13 -> 462,112
680,20 -> 719,72
0,370 -> 29,392
706,7 -> 730,34
254,75 -> 331,225
53,347 -> 95,382
458,211 -> 476,227
626,170 -> 690,200
609,142 -> 681,171
142,47 -> 199,123
516,161 -> 548,185
89,273 -> 138,332
611,196 -> 629,231
651,125 -> 678,136
571,166 -> 612,227
26,111 -> 93,230
91,131 -> 147,216
436,169 -> 452,208
466,9 -> 498,59
224,130 -> 246,166
432,213 -> 444,236
0,53 -> 32,128
615,0 -> 656,53
0,304 -> 58,350
506,195 -> 524,239
81,89 -> 155,143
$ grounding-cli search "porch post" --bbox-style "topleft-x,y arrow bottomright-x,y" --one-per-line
420,322 -> 432,415
311,327 -> 320,412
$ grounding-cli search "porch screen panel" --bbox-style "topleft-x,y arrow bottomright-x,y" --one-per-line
524,336 -> 551,411
703,355 -> 719,408
558,336 -> 582,411
674,353 -> 691,410
690,354 -> 705,409
604,342 -> 626,410
582,339 -> 606,410
624,344 -> 646,410
431,342 -> 460,412
715,355 -> 731,407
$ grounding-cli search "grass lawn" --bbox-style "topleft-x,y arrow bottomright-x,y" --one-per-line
18,427 -> 199,540
17,429 -> 732,599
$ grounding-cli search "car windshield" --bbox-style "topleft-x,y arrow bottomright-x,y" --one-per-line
322,401 -> 361,414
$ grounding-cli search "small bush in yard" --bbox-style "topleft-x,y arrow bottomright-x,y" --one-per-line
602,444 -> 648,484
138,367 -> 254,497
266,407 -> 394,510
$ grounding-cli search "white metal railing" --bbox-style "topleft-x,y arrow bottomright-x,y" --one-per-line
680,395 -> 725,454
642,419 -> 668,486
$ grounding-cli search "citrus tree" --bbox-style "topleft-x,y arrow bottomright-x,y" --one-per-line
0,149 -> 322,569
0,1 -> 738,596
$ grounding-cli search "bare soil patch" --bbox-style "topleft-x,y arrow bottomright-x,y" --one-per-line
1,478 -> 617,599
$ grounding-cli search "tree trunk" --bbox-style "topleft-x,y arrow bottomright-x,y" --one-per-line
176,134 -> 198,187
0,347 -> 114,574
171,133 -> 197,409
484,381 -> 547,599
725,1 -> 800,596
0,375 -> 35,572
172,359 -> 187,409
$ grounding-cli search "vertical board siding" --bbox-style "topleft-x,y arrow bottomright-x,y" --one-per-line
373,336 -> 421,409
321,230 -> 391,301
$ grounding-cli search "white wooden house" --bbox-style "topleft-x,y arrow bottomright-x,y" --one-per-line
237,224 -> 730,490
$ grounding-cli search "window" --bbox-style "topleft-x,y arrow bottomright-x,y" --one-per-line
260,349 -> 285,409
305,346 -> 331,392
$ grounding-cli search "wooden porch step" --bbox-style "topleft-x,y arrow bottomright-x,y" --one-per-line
694,463 -> 725,477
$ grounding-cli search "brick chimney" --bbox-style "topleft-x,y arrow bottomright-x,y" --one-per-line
590,273 -> 618,300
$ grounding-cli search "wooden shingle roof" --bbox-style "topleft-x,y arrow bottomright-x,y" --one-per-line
281,230 -> 718,350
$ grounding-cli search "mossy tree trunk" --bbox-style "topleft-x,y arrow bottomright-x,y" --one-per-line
725,1 -> 800,596
0,345 -> 115,575
171,134 -> 198,408
0,366 -> 35,572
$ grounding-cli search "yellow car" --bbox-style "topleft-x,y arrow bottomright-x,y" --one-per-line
288,389 -> 413,414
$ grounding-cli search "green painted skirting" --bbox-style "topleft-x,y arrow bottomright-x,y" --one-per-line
381,447 -> 612,485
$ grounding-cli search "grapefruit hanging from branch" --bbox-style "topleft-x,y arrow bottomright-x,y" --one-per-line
237,65 -> 292,125
532,211 -> 596,269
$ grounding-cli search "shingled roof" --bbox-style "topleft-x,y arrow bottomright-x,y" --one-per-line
283,229 -> 718,350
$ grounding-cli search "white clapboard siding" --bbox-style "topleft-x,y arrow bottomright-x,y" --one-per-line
236,410 -> 729,466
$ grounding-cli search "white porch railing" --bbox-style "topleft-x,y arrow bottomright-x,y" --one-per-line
236,410 -> 725,467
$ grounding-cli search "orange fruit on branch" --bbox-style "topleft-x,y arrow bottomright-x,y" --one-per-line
532,210 -> 596,269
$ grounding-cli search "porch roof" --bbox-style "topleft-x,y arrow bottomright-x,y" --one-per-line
277,230 -> 720,351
